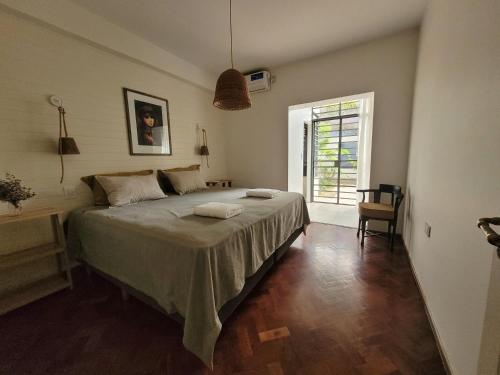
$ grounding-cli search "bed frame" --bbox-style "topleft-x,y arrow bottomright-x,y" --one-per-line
83,227 -> 303,325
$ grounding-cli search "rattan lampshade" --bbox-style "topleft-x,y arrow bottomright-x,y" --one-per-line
213,0 -> 251,111
213,68 -> 251,110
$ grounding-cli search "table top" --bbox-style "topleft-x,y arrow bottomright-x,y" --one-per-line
206,179 -> 232,183
0,207 -> 62,225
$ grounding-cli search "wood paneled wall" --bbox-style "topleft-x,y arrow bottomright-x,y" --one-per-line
0,10 -> 228,287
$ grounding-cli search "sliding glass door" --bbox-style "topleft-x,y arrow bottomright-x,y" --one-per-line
311,101 -> 359,205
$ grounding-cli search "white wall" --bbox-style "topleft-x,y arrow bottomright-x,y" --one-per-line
404,0 -> 500,374
225,29 -> 419,231
0,10 -> 227,288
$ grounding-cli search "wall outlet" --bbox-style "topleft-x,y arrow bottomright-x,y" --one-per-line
424,222 -> 432,238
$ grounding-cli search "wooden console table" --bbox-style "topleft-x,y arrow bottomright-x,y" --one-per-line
0,208 -> 73,315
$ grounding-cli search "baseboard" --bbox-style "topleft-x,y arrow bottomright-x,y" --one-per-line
401,239 -> 453,375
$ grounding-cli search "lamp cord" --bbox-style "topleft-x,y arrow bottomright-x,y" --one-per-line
58,106 -> 65,184
230,0 -> 233,69
202,129 -> 209,167
202,129 -> 208,147
61,107 -> 68,137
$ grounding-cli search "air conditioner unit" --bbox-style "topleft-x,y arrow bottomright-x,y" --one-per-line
245,71 -> 271,93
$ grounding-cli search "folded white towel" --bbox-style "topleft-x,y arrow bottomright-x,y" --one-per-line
193,202 -> 243,219
246,188 -> 282,199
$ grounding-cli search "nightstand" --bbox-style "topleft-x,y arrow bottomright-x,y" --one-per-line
0,208 -> 73,315
206,179 -> 232,188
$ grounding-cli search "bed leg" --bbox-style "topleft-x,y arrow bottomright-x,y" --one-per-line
121,287 -> 129,301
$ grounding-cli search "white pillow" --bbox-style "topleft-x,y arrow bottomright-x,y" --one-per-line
162,169 -> 207,195
95,174 -> 166,206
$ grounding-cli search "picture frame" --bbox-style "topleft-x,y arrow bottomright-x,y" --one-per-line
123,88 -> 172,155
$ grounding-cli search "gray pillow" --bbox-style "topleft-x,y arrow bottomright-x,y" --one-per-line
162,170 -> 207,195
95,174 -> 166,206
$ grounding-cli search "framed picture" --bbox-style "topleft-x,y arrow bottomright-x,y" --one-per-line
123,88 -> 172,155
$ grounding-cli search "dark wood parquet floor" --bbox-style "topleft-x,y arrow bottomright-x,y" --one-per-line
0,224 -> 446,375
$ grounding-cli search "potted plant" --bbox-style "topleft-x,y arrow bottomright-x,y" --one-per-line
0,173 -> 36,216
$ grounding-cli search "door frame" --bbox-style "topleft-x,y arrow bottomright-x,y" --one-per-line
288,92 -> 374,204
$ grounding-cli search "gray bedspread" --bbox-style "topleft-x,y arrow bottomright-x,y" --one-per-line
67,188 -> 310,367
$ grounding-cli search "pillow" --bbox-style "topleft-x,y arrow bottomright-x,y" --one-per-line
161,169 -> 207,195
94,174 -> 166,207
158,164 -> 200,193
81,169 -> 153,206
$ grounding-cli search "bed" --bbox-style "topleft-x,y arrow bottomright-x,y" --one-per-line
67,188 -> 310,367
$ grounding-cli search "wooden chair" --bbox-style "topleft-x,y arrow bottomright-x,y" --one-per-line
356,184 -> 404,251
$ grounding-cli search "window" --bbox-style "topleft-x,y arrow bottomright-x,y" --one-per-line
311,100 -> 359,205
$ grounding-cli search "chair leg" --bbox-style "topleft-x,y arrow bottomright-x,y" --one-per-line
387,222 -> 392,242
361,218 -> 366,247
390,220 -> 397,251
357,218 -> 361,237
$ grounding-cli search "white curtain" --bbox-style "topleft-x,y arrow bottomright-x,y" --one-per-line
356,92 -> 374,200
287,107 -> 310,194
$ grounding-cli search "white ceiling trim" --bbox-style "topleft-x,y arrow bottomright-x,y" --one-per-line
0,0 -> 217,91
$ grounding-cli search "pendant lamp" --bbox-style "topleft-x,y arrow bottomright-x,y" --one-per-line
213,0 -> 251,110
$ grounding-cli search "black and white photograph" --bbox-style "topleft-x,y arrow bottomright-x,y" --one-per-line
123,88 -> 172,155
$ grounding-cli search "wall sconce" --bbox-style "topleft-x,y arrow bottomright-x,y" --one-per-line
200,128 -> 209,167
50,96 -> 80,183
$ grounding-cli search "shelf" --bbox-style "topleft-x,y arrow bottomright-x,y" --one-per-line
0,275 -> 70,315
0,243 -> 64,269
0,207 -> 62,225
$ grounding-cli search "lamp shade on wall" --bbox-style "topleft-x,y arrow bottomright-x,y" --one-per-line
56,105 -> 79,183
59,137 -> 80,155
200,145 -> 209,155
201,128 -> 210,167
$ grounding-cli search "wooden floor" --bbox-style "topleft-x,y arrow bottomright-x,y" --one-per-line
0,223 -> 446,375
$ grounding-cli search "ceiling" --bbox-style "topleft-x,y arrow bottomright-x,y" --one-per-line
71,0 -> 428,74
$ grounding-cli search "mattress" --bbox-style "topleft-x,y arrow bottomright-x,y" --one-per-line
67,188 -> 310,367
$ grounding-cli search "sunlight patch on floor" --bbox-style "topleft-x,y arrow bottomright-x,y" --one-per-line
307,202 -> 358,228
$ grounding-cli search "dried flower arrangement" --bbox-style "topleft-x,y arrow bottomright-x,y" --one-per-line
0,173 -> 36,208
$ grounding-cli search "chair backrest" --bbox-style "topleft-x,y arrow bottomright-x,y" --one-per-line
375,184 -> 403,208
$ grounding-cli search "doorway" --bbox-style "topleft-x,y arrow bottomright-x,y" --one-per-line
288,93 -> 374,227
